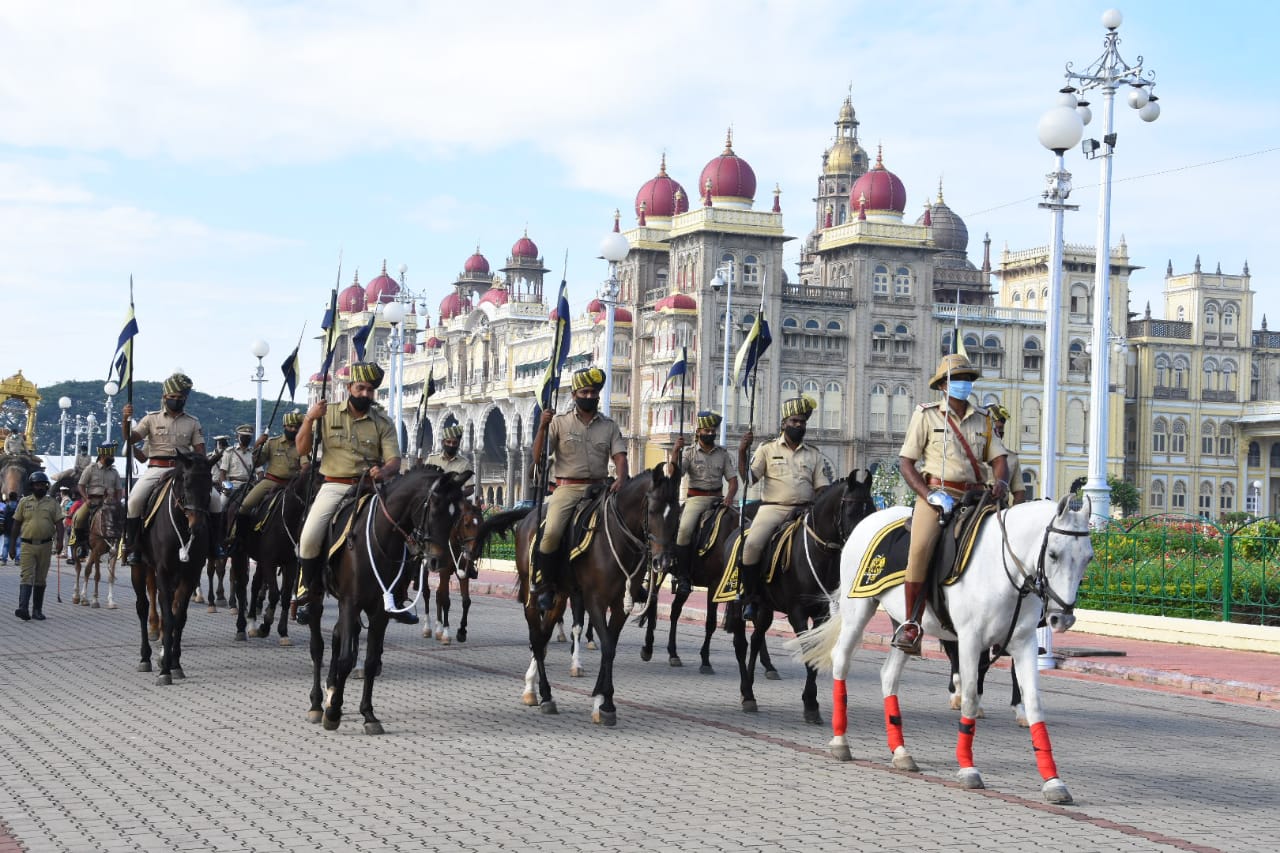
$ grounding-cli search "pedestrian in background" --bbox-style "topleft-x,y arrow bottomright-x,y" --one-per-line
11,472 -> 61,621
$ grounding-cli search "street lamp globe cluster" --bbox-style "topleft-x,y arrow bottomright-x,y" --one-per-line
1039,8 -> 1160,521
251,339 -> 270,438
710,262 -> 735,446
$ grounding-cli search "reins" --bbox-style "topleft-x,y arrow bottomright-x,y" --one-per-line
600,481 -> 654,613
166,469 -> 211,563
361,473 -> 456,616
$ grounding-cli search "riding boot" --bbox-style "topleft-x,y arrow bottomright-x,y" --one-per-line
672,544 -> 694,596
892,580 -> 925,655
14,584 -> 31,621
294,556 -> 324,625
210,512 -> 226,558
31,585 -> 45,620
74,526 -> 89,560
124,517 -> 143,566
740,561 -> 761,620
531,550 -> 556,612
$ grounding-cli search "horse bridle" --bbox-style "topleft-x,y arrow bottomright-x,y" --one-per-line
990,509 -> 1092,656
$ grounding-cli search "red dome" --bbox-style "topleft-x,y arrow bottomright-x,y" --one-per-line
338,273 -> 365,313
655,293 -> 697,312
511,231 -> 539,259
464,250 -> 490,275
403,339 -> 416,354
439,292 -> 468,320
425,336 -> 444,349
586,298 -> 604,314
336,365 -> 351,378
365,261 -> 400,305
635,155 -> 690,220
309,372 -> 324,383
594,306 -> 633,324
699,130 -> 757,203
479,287 -> 509,308
850,147 -> 907,214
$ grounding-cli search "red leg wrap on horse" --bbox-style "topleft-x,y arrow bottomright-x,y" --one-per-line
832,679 -> 848,736
1030,721 -> 1059,780
884,695 -> 904,753
956,715 -> 977,768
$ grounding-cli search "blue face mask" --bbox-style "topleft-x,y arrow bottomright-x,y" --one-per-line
947,380 -> 973,402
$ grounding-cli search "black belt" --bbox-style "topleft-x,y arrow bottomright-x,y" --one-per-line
687,488 -> 723,497
21,537 -> 52,545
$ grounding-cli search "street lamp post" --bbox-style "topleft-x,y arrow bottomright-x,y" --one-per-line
1037,98 -> 1085,500
251,339 -> 270,438
58,396 -> 72,472
1252,480 -> 1263,516
1062,8 -> 1162,523
383,300 -> 406,450
86,414 -> 98,455
710,262 -> 735,446
103,381 -> 118,456
599,224 -> 631,418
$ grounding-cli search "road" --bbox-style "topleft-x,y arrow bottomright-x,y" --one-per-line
1,572 -> 1277,852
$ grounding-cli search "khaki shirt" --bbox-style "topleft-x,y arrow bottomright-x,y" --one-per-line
899,401 -> 1008,484
424,452 -> 470,475
218,445 -> 255,483
747,435 -> 831,505
317,405 -> 399,479
1004,449 -> 1023,494
548,411 -> 626,480
14,494 -> 61,541
255,435 -> 303,480
133,410 -> 205,458
78,462 -> 121,498
679,444 -> 737,491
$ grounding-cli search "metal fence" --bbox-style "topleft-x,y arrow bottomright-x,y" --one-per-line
1084,513 -> 1280,626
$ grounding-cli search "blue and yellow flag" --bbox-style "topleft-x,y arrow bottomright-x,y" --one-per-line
351,312 -> 377,362
662,349 -> 687,394
732,311 -> 772,388
319,290 -> 339,378
539,280 -> 572,409
109,303 -> 138,387
280,346 -> 301,401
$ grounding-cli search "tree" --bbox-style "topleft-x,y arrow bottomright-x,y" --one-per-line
1107,474 -> 1140,517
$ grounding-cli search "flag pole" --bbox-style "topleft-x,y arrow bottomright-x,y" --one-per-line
529,255 -> 568,606
677,346 -> 687,446
123,276 -> 136,506
264,324 -> 306,434
308,254 -> 342,504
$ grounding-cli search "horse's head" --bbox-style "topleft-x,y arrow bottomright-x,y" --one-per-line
412,469 -> 470,571
633,461 -> 681,576
451,497 -> 485,578
174,450 -> 214,529
99,500 -> 124,538
836,469 -> 878,543
1040,495 -> 1095,632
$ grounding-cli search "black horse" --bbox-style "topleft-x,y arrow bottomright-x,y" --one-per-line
428,502 -> 531,644
131,451 -> 215,685
229,473 -> 308,644
306,467 -> 469,734
514,463 -> 681,726
728,470 -> 876,722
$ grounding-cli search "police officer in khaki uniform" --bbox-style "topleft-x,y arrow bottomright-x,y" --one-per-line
989,403 -> 1025,505
11,471 -> 61,621
669,410 -> 738,595
122,373 -> 220,565
896,354 -> 1009,653
737,395 -> 831,618
234,412 -> 307,539
218,425 -> 256,491
294,362 -> 400,623
73,442 -> 121,559
529,367 -> 628,611
424,425 -> 470,476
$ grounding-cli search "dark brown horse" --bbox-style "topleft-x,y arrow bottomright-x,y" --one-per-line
131,451 -> 215,685
426,501 -> 530,644
230,473 -> 308,645
72,499 -> 123,609
514,463 -> 681,726
306,467 -> 469,734
728,470 -> 876,722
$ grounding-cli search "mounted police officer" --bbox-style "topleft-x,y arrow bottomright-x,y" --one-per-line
736,395 -> 831,619
11,471 -> 60,621
73,442 -> 121,559
121,372 -> 220,566
73,443 -> 92,476
529,367 -> 627,611
669,410 -> 738,595
235,412 -> 307,541
213,424 -> 257,554
424,425 -> 469,476
294,362 -> 400,625
895,354 -> 1009,654
989,403 -> 1026,505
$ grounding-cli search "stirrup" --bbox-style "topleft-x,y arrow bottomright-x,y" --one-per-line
891,621 -> 923,655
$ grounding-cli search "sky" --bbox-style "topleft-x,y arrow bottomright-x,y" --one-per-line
2,0 -> 1276,405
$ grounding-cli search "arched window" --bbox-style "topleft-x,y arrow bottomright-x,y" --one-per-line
1155,354 -> 1170,387
1171,418 -> 1188,454
1069,339 -> 1087,372
781,378 -> 799,394
1205,303 -> 1218,326
1253,363 -> 1262,400
823,381 -> 842,430
742,255 -> 760,286
870,384 -> 888,433
1152,417 -> 1168,453
1070,283 -> 1089,315
1023,337 -> 1042,371
1201,420 -> 1216,456
894,266 -> 912,297
1248,441 -> 1262,467
1173,356 -> 1189,389
1220,482 -> 1235,512
872,322 -> 888,354
896,324 -> 910,336
873,264 -> 890,295
1021,396 -> 1041,443
1176,305 -> 1186,321
1150,479 -> 1166,509
1066,399 -> 1086,444
827,320 -> 842,332
1025,288 -> 1037,309
984,335 -> 1001,350
1172,480 -> 1187,510
720,253 -> 737,285
803,379 -> 820,395
1219,424 -> 1234,457
782,316 -> 799,329
1223,359 -> 1238,392
1271,443 -> 1280,468
805,318 -> 820,330
891,385 -> 913,433
1199,481 -> 1214,515
1223,304 -> 1237,328
940,332 -> 953,355
1203,358 -> 1219,391
964,333 -> 980,351
1012,291 -> 1022,305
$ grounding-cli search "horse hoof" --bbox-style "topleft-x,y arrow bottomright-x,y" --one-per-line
521,691 -> 538,707
322,714 -> 341,731
137,661 -> 152,673
149,630 -> 159,641
351,668 -> 364,680
1042,778 -> 1073,805
171,668 -> 185,680
217,597 -> 227,607
235,632 -> 247,642
434,630 -> 443,642
669,656 -> 682,668
640,648 -> 653,662
830,739 -> 853,762
765,670 -> 781,681
91,601 -> 100,609
957,768 -> 985,789
207,605 -> 216,614
741,699 -> 758,713
570,666 -> 585,678
80,599 -> 90,607
439,635 -> 451,646
72,594 -> 80,605
247,627 -> 261,638
307,710 -> 323,724
106,603 -> 118,610
421,624 -> 432,638
1014,705 -> 1029,728
699,664 -> 714,675
975,706 -> 985,719
540,701 -> 558,715
803,708 -> 823,725
278,636 -> 292,647
592,709 -> 617,727
891,747 -> 919,772
155,674 -> 172,686
456,629 -> 467,643
587,641 -> 597,651
363,721 -> 385,736
948,693 -> 962,711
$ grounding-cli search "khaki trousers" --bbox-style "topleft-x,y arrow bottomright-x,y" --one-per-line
905,495 -> 944,584
538,484 -> 589,555
19,540 -> 53,586
677,495 -> 721,546
742,504 -> 796,565
127,466 -> 224,517
241,478 -> 282,512
298,482 -> 350,560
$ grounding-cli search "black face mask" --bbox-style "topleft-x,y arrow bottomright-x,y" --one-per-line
783,425 -> 806,444
283,430 -> 298,442
349,395 -> 373,413
698,434 -> 715,447
164,397 -> 185,413
32,487 -> 48,498
576,396 -> 599,413
443,445 -> 459,457
238,436 -> 251,447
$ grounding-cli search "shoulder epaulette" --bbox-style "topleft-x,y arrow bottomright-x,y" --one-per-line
919,401 -> 942,411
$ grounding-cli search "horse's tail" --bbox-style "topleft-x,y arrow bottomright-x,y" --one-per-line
474,507 -> 533,554
787,608 -> 843,674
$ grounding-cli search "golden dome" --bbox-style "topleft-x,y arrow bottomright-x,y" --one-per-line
822,94 -> 866,175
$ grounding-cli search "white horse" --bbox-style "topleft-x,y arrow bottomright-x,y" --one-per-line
792,496 -> 1093,804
